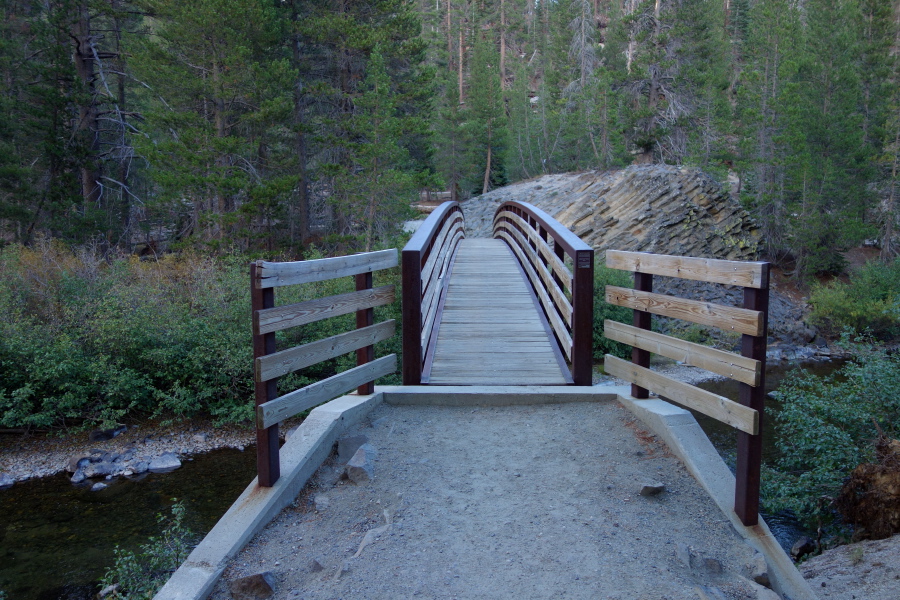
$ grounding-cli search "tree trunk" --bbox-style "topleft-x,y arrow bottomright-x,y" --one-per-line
73,4 -> 100,210
500,0 -> 506,88
459,24 -> 465,103
482,130 -> 492,195
290,0 -> 310,247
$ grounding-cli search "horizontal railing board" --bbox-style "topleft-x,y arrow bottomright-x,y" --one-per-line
421,214 -> 464,289
256,320 -> 396,382
256,355 -> 396,428
497,230 -> 573,360
495,222 -> 574,325
605,286 -> 764,337
604,355 -> 758,435
255,286 -> 395,334
493,201 -> 592,257
255,249 -> 398,288
606,250 -> 769,289
494,210 -> 573,289
603,320 -> 761,386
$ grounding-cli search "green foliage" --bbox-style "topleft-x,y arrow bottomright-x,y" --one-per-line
593,261 -> 633,361
763,339 -> 900,527
0,237 -> 405,429
808,258 -> 900,339
100,500 -> 195,599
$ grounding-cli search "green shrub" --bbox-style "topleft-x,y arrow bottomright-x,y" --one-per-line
0,238 -> 405,429
763,337 -> 900,528
101,501 -> 195,599
593,261 -> 633,361
809,258 -> 900,339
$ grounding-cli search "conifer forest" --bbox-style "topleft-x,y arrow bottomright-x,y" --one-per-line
0,0 -> 899,276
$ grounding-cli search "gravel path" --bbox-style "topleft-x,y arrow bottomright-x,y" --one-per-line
211,400 -> 772,600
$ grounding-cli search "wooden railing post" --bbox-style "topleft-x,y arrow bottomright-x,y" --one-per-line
631,272 -> 653,399
402,249 -> 423,385
356,272 -> 375,394
251,262 -> 280,487
735,273 -> 770,526
572,249 -> 594,385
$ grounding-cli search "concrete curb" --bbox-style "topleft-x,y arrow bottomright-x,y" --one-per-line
380,384 -> 619,406
153,392 -> 384,600
616,389 -> 818,600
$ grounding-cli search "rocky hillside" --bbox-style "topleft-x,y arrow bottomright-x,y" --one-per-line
462,165 -> 820,352
462,165 -> 761,261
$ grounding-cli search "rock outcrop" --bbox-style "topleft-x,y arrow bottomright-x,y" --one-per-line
460,165 -> 824,349
462,165 -> 762,261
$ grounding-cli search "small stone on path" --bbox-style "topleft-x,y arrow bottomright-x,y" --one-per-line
639,482 -> 665,496
314,494 -> 330,512
346,444 -> 375,483
91,482 -> 108,492
338,435 -> 369,464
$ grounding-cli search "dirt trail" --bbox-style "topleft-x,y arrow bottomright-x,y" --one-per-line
211,401 -> 774,600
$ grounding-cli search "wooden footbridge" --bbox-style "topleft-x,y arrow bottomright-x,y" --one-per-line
248,200 -> 771,527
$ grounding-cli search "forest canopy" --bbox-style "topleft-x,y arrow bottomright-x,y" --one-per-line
0,0 -> 898,276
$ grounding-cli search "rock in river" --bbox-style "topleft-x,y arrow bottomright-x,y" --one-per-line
148,452 -> 182,473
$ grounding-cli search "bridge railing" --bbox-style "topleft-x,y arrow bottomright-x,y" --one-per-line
250,250 -> 398,486
493,201 -> 594,385
603,250 -> 770,526
401,202 -> 465,384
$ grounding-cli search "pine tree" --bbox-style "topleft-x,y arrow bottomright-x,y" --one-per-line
468,24 -> 507,194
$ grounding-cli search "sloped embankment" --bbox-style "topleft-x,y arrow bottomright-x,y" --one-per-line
462,165 -> 814,348
462,165 -> 761,262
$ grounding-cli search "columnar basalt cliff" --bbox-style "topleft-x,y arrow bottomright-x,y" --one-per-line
462,165 -> 762,262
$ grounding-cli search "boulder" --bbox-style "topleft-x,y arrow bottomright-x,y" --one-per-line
0,472 -> 14,488
228,572 -> 275,600
66,454 -> 92,473
88,425 -> 127,442
835,436 -> 900,539
148,452 -> 182,473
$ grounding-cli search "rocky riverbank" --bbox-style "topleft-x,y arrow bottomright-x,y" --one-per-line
0,418 -> 258,488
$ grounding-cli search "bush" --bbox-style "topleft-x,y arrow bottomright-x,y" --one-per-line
808,258 -> 900,339
0,238 -> 404,429
593,261 -> 633,361
101,500 -> 195,599
763,337 -> 900,528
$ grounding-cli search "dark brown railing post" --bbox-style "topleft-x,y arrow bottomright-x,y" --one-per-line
735,268 -> 770,526
401,249 -> 423,385
631,272 -> 653,399
572,249 -> 594,385
356,272 -> 375,394
251,263 -> 280,487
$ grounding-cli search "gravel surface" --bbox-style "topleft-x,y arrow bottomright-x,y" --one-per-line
211,401 -> 771,600
800,535 -> 900,599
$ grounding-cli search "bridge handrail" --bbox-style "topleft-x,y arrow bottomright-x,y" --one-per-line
250,250 -> 398,486
401,202 -> 465,384
492,200 -> 594,385
603,249 -> 770,526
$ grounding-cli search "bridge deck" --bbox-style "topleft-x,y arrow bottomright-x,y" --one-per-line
427,238 -> 570,385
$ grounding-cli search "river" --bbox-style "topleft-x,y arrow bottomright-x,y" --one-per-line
0,447 -> 257,599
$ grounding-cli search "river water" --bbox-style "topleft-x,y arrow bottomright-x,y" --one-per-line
0,447 -> 257,600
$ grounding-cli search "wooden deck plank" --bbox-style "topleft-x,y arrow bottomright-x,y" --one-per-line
427,238 -> 569,385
